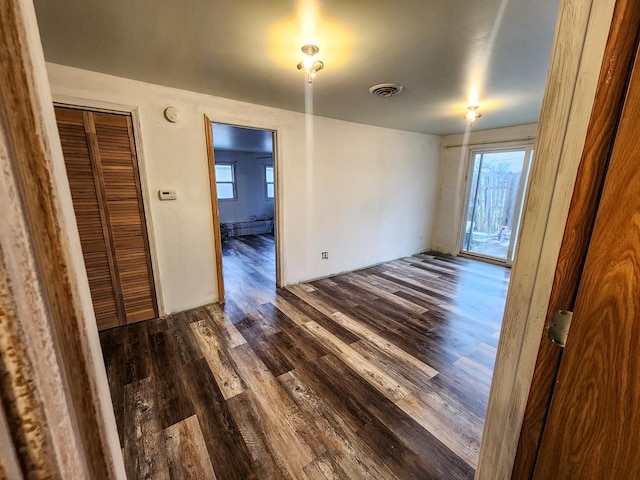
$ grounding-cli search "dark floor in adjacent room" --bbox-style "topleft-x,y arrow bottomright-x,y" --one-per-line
99,233 -> 510,479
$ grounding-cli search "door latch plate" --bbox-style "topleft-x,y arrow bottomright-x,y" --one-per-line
547,309 -> 573,347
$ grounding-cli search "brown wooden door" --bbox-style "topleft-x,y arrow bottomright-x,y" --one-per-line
55,106 -> 158,329
532,43 -> 640,479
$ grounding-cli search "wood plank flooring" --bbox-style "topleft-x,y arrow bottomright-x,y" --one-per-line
100,234 -> 510,479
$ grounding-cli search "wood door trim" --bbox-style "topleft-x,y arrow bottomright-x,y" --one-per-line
125,115 -> 159,318
204,115 -> 225,304
0,0 -> 123,477
512,2 -> 640,477
81,110 -> 127,326
272,130 -> 283,288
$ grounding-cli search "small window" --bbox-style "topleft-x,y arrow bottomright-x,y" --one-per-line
215,163 -> 236,200
265,166 -> 274,199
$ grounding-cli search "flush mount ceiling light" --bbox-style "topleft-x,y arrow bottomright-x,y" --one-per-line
369,83 -> 404,98
297,44 -> 324,84
465,106 -> 482,126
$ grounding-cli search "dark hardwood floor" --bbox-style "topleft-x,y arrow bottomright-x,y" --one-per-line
100,233 -> 510,479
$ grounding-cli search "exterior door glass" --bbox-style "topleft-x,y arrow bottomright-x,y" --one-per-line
461,148 -> 533,263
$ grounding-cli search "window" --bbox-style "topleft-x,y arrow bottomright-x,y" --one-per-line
265,165 -> 274,199
215,163 -> 236,200
460,146 -> 533,264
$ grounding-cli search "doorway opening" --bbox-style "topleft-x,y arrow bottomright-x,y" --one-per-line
460,146 -> 534,265
205,120 -> 279,305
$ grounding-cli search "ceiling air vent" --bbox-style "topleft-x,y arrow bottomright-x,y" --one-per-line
369,83 -> 404,98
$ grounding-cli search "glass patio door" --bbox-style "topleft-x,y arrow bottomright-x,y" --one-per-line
460,147 -> 533,264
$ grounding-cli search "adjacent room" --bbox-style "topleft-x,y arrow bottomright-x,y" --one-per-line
8,0 -> 627,479
209,122 -> 278,306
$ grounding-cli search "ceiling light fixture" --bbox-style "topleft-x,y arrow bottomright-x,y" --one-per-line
465,106 -> 482,126
297,44 -> 324,84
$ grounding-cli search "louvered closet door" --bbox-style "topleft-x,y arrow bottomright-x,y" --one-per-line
56,107 -> 158,329
56,108 -> 122,329
91,113 -> 157,323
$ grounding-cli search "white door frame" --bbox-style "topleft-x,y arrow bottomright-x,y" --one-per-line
476,0 -> 616,478
52,99 -> 165,317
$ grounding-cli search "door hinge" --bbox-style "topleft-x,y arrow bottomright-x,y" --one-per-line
547,309 -> 573,347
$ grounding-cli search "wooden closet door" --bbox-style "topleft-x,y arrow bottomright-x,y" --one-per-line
55,107 -> 123,329
91,112 -> 157,323
56,107 -> 157,328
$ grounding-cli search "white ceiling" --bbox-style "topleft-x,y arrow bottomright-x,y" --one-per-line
33,0 -> 560,136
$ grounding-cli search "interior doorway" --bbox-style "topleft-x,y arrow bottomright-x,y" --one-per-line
204,118 -> 279,304
460,146 -> 534,265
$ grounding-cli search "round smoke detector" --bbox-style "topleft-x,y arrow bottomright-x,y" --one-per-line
369,83 -> 404,98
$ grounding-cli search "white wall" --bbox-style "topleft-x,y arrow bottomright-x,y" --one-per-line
47,63 -> 440,314
215,151 -> 274,224
431,124 -> 538,255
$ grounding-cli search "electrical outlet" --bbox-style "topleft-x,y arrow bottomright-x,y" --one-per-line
321,252 -> 328,259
